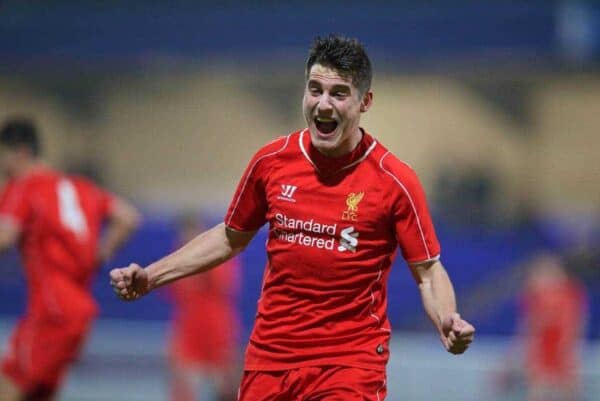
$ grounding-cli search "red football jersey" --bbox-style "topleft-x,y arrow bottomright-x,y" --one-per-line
0,167 -> 115,320
225,129 -> 440,371
523,278 -> 586,379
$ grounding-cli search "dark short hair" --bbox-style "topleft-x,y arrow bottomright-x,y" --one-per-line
0,118 -> 41,157
305,34 -> 372,94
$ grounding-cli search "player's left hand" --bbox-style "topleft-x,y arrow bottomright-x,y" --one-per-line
440,312 -> 475,355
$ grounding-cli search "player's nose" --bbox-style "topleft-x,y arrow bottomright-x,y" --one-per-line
317,94 -> 334,112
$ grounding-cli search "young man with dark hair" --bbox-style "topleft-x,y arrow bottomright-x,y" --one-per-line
110,35 -> 475,400
0,118 -> 141,401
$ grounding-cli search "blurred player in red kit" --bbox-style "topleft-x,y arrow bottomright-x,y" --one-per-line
110,35 -> 475,400
520,252 -> 587,401
0,118 -> 140,401
167,213 -> 241,401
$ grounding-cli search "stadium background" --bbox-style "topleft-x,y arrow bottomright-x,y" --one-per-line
0,1 -> 599,400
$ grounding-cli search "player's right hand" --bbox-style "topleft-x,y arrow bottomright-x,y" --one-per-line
109,263 -> 149,301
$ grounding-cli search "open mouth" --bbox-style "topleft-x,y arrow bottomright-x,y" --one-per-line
314,117 -> 338,135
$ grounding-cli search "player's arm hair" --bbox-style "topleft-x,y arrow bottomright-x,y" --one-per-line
98,197 -> 141,264
410,259 -> 457,334
145,223 -> 255,291
0,217 -> 20,253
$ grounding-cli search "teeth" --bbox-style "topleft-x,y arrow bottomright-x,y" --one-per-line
315,117 -> 336,123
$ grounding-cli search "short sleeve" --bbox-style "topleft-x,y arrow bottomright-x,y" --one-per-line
73,176 -> 116,220
224,149 -> 269,232
95,185 -> 116,219
384,158 -> 440,264
0,180 -> 32,230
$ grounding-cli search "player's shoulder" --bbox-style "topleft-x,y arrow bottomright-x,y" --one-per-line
67,173 -> 95,187
367,141 -> 428,199
255,131 -> 297,155
249,130 -> 300,166
370,141 -> 419,182
18,168 -> 60,191
67,174 -> 110,198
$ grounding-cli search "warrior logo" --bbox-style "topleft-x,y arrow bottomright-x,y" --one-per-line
278,184 -> 298,202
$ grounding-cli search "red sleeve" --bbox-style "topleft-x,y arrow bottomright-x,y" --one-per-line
381,154 -> 440,264
95,185 -> 116,219
225,136 -> 288,231
0,180 -> 32,229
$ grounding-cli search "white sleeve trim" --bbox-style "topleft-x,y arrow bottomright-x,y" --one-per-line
408,254 -> 441,266
223,224 -> 259,234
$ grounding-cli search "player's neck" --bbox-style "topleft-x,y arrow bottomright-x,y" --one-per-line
14,160 -> 47,178
317,128 -> 363,158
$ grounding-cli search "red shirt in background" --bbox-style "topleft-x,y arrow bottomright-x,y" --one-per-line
168,256 -> 241,367
0,167 -> 115,321
522,275 -> 587,382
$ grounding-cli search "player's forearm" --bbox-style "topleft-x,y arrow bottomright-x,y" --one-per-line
99,220 -> 139,264
99,198 -> 141,264
0,218 -> 20,253
0,231 -> 14,253
416,262 -> 457,333
145,223 -> 242,290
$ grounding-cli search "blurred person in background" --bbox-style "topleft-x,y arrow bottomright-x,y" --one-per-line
520,252 -> 588,401
0,118 -> 140,401
166,212 -> 241,401
110,34 -> 475,400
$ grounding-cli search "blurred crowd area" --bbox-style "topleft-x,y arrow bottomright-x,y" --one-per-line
2,71 -> 599,218
1,1 -> 599,400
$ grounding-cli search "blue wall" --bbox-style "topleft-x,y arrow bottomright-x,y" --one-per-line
1,213 -> 597,340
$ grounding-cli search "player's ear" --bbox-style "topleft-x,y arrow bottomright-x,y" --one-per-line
360,90 -> 373,113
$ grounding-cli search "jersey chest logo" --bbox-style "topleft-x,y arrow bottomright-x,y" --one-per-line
337,226 -> 359,252
278,184 -> 298,202
273,190 -> 367,253
342,192 -> 364,221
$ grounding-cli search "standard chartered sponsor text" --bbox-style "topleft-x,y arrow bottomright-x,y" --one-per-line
275,213 -> 336,250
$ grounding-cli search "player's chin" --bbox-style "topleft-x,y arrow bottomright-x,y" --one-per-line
309,127 -> 340,147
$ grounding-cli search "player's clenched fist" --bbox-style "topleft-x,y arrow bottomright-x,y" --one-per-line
440,312 -> 475,355
109,263 -> 149,301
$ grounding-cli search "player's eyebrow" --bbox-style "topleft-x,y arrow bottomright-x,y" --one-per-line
307,80 -> 351,92
330,84 -> 351,93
